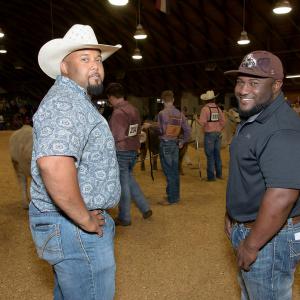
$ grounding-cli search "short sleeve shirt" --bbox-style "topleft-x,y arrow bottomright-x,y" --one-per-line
226,93 -> 300,222
158,106 -> 191,143
30,76 -> 121,212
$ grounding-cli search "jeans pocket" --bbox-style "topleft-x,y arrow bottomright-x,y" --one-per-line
231,224 -> 249,250
30,223 -> 64,265
230,224 -> 239,249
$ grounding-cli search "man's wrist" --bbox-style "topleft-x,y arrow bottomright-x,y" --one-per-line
244,235 -> 260,252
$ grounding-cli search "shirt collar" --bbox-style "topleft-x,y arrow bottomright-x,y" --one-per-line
55,75 -> 87,97
255,92 -> 285,124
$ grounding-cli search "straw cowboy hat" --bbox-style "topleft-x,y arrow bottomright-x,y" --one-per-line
38,24 -> 122,79
200,90 -> 219,101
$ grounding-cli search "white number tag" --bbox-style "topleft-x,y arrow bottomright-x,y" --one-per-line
128,124 -> 138,137
211,112 -> 219,121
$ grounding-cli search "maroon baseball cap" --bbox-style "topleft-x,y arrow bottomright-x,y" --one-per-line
224,50 -> 284,80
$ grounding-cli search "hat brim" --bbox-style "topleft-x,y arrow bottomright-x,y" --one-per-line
38,39 -> 122,79
200,93 -> 219,101
224,70 -> 270,78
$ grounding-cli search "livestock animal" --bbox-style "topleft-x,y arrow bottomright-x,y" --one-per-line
139,121 -> 188,175
139,122 -> 160,171
9,125 -> 33,208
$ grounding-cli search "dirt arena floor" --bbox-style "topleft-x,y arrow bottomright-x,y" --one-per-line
1,130 -> 300,300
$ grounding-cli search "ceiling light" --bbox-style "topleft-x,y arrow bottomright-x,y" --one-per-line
0,28 -> 4,38
132,47 -> 142,60
273,0 -> 292,14
286,74 -> 300,79
237,30 -> 250,45
133,0 -> 147,40
134,24 -> 147,40
237,0 -> 250,45
0,45 -> 7,54
14,61 -> 24,70
108,0 -> 128,5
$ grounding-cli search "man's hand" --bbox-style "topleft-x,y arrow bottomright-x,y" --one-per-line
224,212 -> 232,239
78,210 -> 105,236
236,239 -> 259,271
178,142 -> 184,149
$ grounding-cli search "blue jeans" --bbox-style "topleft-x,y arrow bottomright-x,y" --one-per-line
159,140 -> 179,203
29,202 -> 116,300
231,219 -> 300,300
116,151 -> 150,222
204,132 -> 222,180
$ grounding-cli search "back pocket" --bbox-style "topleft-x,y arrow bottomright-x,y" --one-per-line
30,223 -> 64,265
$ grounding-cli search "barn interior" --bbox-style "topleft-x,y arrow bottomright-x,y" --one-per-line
1,0 -> 300,299
0,0 -> 300,113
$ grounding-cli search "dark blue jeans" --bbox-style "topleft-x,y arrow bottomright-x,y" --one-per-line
116,150 -> 150,222
204,132 -> 222,180
159,140 -> 180,203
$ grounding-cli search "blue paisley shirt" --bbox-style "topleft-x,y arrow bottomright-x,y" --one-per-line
30,76 -> 121,212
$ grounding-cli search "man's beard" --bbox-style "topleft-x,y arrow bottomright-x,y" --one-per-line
87,82 -> 104,97
238,98 -> 273,120
238,104 -> 265,119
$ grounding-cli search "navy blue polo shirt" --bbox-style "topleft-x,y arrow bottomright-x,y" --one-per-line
226,92 -> 300,222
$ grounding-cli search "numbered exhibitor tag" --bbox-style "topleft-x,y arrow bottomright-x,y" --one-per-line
128,124 -> 138,137
210,112 -> 219,121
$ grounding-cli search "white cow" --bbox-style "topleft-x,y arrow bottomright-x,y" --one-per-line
9,125 -> 33,208
189,108 -> 240,149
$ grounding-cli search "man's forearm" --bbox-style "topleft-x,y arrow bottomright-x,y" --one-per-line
244,188 -> 299,250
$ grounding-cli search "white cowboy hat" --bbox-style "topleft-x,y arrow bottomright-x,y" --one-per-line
38,24 -> 122,79
200,90 -> 219,101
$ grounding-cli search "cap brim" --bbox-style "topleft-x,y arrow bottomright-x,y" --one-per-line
224,70 -> 270,78
38,39 -> 122,79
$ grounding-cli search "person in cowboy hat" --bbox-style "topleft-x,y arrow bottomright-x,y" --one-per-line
197,90 -> 225,181
224,50 -> 300,299
29,24 -> 121,300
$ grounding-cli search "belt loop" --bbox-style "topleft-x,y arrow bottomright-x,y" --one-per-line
287,218 -> 293,229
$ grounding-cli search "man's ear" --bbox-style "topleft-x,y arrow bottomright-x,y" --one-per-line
60,60 -> 68,75
272,80 -> 283,93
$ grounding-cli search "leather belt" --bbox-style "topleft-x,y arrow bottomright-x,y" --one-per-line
233,215 -> 300,229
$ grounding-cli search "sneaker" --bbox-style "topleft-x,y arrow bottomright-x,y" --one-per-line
114,218 -> 131,226
143,210 -> 153,219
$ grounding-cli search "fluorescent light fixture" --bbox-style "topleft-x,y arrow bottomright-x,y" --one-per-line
237,31 -> 250,45
108,0 -> 128,5
0,28 -> 4,38
286,74 -> 300,79
132,47 -> 142,60
273,0 -> 292,14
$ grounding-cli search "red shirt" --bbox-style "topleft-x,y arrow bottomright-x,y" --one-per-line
198,103 -> 225,132
109,101 -> 141,151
